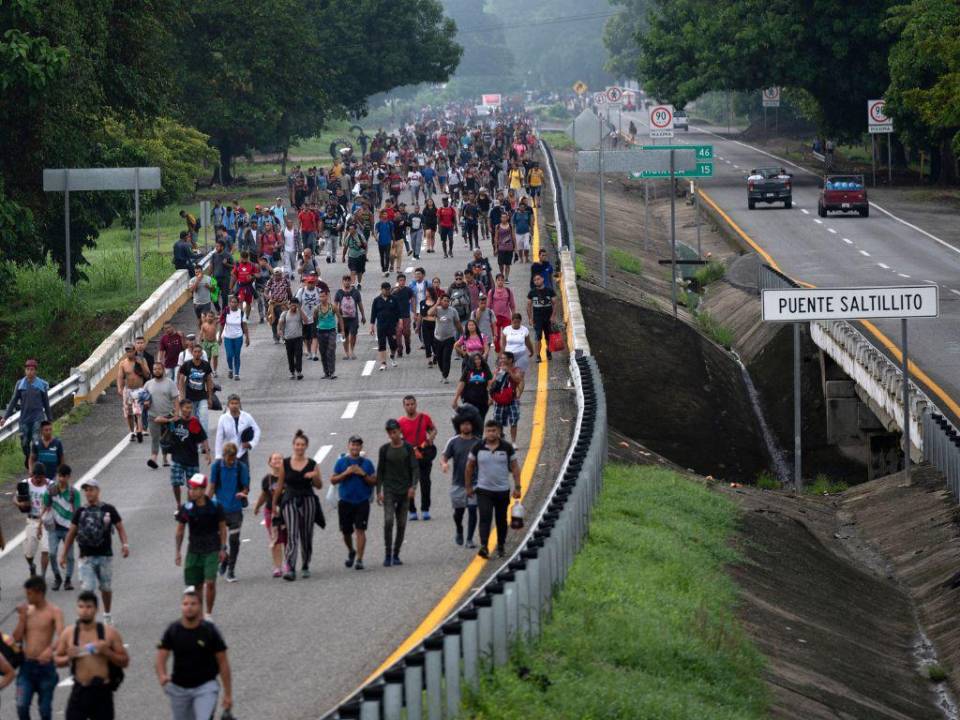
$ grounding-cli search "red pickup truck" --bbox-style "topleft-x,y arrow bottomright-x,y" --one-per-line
818,175 -> 869,218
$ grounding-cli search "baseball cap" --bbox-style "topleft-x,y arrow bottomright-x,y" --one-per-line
81,478 -> 100,489
187,473 -> 207,488
385,419 -> 401,431
348,435 -> 364,445
273,266 -> 283,274
24,359 -> 38,368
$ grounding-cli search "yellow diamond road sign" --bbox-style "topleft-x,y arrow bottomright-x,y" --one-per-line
573,81 -> 588,95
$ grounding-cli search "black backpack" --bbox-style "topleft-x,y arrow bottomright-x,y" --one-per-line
72,623 -> 124,691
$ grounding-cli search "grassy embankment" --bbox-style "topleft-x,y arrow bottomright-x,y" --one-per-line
465,464 -> 768,720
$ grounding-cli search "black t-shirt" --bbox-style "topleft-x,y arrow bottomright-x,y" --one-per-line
460,365 -> 492,407
179,360 -> 213,403
176,498 -> 225,554
527,287 -> 556,320
158,620 -> 227,688
392,286 -> 415,317
261,474 -> 280,512
282,457 -> 317,499
70,503 -> 122,557
168,417 -> 207,467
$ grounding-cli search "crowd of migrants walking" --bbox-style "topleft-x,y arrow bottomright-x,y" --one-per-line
0,107 -> 562,719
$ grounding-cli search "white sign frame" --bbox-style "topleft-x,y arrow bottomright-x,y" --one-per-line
605,86 -> 624,106
762,285 -> 939,322
868,98 -> 893,134
762,87 -> 781,108
649,104 -> 674,138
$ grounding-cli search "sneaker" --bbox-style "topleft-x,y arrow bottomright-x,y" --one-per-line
272,568 -> 283,578
383,556 -> 393,567
226,570 -> 237,583
228,370 -> 233,379
136,432 -> 143,443
311,355 -> 319,362
477,547 -> 489,559
147,459 -> 158,469
328,374 -> 337,380
301,567 -> 311,579
422,511 -> 431,520
297,374 -> 304,380
130,433 -> 136,442
409,511 -> 419,521
283,571 -> 296,582
102,613 -> 113,626
455,532 -> 464,545
355,560 -> 364,570
290,372 -> 296,379
466,540 -> 477,549
392,555 -> 403,566
345,550 -> 356,568
51,577 -> 62,592
234,374 -> 240,380
391,359 -> 398,367
63,579 -> 74,591
379,363 -> 386,372
496,545 -> 505,558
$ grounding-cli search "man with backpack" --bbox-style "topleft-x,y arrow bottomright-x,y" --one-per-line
207,443 -> 249,583
54,590 -> 129,720
60,479 -> 129,627
334,274 -> 365,360
447,271 -> 473,325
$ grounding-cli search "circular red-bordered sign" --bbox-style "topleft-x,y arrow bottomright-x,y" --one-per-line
605,86 -> 624,103
869,100 -> 888,124
650,105 -> 673,129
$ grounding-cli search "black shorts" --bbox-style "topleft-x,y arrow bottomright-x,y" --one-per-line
193,302 -> 211,319
348,256 -> 366,273
532,315 -> 550,342
529,186 -> 542,197
497,250 -> 514,267
342,316 -> 359,337
338,500 -> 370,534
377,324 -> 398,352
302,323 -> 316,341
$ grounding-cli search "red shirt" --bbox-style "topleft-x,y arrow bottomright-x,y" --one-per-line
437,206 -> 457,229
398,412 -> 435,447
233,261 -> 256,286
159,333 -> 184,369
438,134 -> 449,150
298,210 -> 318,233
383,207 -> 397,222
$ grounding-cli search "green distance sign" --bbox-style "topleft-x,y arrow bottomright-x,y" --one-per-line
639,144 -> 713,160
630,162 -> 713,179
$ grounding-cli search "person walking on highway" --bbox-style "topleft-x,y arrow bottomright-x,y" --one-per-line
158,324 -> 185,381
437,197 -> 457,258
371,282 -> 401,371
377,420 -> 419,567
40,465 -> 81,592
253,453 -> 287,578
428,294 -> 462,383
54,590 -> 129,720
273,430 -> 323,581
392,273 -> 417,359
443,413 -> 481,548
13,576 -> 63,720
60,478 -> 129,627
208,443 -> 250,583
279,298 -> 308,380
489,274 -> 515,353
144,362 -> 179,470
117,343 -> 150,444
334,274 -> 365,360
398,396 -> 437,522
501,313 -> 534,378
527,272 -> 558,363
313,288 -> 340,379
465,420 -> 522,560
175,474 -> 227,619
209,239 -> 234,313
156,588 -> 233,719
29,421 -> 64,482
177,345 -> 214,437
217,295 -> 250,381
341,221 -> 368,291
491,351 -> 525,445
155,399 -> 211,509
493,212 -> 517,284
17,462 -> 52,579
330,436 -> 376,571
453,353 -> 494,423
214,393 -> 260,467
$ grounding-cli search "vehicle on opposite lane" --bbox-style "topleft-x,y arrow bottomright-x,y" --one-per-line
747,167 -> 793,210
673,110 -> 689,131
819,174 -> 869,218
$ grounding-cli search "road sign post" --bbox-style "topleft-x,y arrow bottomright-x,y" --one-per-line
670,149 -> 678,317
762,284 -> 940,487
43,167 -> 162,293
598,113 -> 607,288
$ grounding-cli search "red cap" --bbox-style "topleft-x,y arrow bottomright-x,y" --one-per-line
24,359 -> 38,368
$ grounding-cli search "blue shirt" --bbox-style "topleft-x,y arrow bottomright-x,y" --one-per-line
375,220 -> 395,247
421,167 -> 436,183
333,454 -> 376,504
210,459 -> 250,514
224,210 -> 236,231
513,208 -> 532,235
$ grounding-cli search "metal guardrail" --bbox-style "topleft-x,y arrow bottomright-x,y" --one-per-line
759,263 -> 960,492
321,355 -> 606,720
0,251 -> 212,445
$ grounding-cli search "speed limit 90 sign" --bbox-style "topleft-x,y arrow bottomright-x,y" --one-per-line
649,104 -> 674,137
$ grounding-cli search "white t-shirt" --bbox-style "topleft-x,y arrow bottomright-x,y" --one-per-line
407,171 -> 422,186
177,348 -> 209,368
283,228 -> 297,252
222,308 -> 245,340
502,325 -> 529,355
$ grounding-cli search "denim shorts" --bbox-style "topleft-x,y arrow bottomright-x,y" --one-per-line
79,555 -> 113,593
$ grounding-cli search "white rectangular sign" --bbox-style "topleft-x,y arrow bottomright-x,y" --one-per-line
762,87 -> 781,107
649,104 -> 674,138
868,99 -> 893,133
43,167 -> 161,192
762,286 -> 939,322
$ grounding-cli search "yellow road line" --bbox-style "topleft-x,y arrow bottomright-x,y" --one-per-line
699,187 -> 960,421
361,206 -> 551,684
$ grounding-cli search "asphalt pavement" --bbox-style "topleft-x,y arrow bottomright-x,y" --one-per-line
624,109 -> 960,423
0,185 -> 569,719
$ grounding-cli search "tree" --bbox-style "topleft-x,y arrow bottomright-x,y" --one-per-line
604,0 -> 650,80
884,0 -> 960,184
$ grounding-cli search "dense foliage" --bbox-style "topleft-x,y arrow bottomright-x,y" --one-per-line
0,0 -> 461,280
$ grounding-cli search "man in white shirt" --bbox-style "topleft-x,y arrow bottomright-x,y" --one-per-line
214,394 -> 261,467
282,217 -> 300,279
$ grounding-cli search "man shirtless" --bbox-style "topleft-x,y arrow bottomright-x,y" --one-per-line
116,344 -> 150,443
13,576 -> 63,720
199,312 -> 221,377
55,591 -> 129,720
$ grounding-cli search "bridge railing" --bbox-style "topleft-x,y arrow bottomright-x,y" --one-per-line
317,140 -> 608,720
0,251 -> 212,445
759,264 -> 960,496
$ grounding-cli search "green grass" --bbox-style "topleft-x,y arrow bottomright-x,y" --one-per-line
696,311 -> 735,349
0,403 -> 92,483
694,261 -> 726,287
290,120 -> 364,159
541,131 -> 575,151
928,664 -> 948,683
755,470 -> 781,490
574,255 -> 587,280
464,464 -> 768,720
803,473 -> 848,495
610,248 -> 643,274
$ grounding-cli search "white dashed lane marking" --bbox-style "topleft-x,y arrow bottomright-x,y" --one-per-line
842,238 -> 853,245
341,401 -> 359,419
801,209 -> 809,215
951,289 -> 960,297
362,360 -> 375,376
898,273 -> 911,278
827,228 -> 837,234
814,219 -> 823,225
859,250 -> 871,257
878,263 -> 890,269
314,444 -> 333,464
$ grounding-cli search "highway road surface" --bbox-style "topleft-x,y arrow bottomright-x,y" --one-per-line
0,185 -> 571,719
625,108 -> 960,425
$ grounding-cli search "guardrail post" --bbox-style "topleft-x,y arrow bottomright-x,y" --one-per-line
489,582 -> 508,666
442,622 -> 461,717
424,636 -> 444,720
499,570 -> 519,643
403,652 -> 424,720
361,685 -> 382,720
474,595 -> 493,667
383,667 -> 405,720
510,559 -> 530,641
522,546 -> 542,638
458,608 -> 479,690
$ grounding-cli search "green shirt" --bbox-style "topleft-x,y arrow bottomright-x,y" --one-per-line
345,233 -> 366,259
316,304 -> 337,331
43,485 -> 81,530
376,442 -> 419,495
